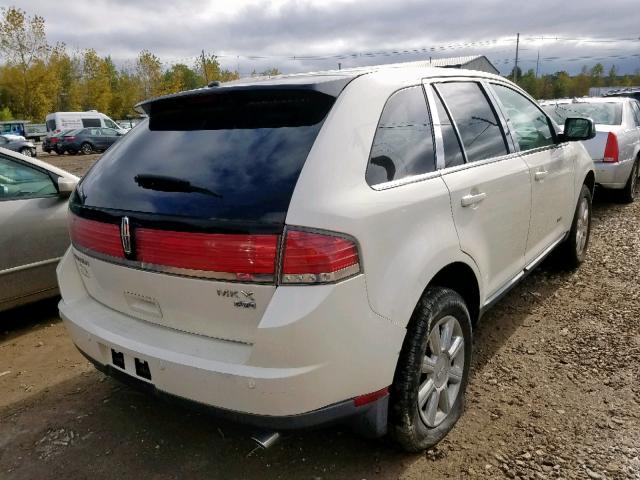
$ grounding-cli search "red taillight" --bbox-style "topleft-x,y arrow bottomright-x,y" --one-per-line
603,132 -> 619,163
69,215 -> 123,258
65,136 -> 76,141
281,230 -> 360,284
353,387 -> 389,407
51,138 -> 58,143
136,229 -> 278,282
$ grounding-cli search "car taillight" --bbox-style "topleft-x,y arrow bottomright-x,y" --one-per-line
136,229 -> 278,282
65,136 -> 76,141
281,229 -> 360,284
603,132 -> 619,163
51,138 -> 58,143
69,215 -> 123,258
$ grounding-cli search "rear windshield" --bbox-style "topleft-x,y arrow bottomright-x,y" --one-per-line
542,102 -> 622,126
76,89 -> 335,224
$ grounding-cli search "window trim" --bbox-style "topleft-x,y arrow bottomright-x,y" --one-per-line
0,153 -> 60,202
486,81 -> 559,155
366,85 -> 439,190
430,79 -> 512,168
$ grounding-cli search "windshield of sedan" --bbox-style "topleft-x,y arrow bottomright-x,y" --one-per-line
542,102 -> 622,126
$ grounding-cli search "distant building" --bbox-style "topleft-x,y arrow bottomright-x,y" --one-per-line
366,55 -> 500,75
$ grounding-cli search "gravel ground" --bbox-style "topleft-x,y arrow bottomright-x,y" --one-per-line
1,154 -> 639,479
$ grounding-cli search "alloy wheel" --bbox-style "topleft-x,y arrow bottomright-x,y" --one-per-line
417,315 -> 465,428
575,197 -> 589,257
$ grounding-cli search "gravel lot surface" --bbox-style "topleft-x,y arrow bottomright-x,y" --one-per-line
1,153 -> 639,479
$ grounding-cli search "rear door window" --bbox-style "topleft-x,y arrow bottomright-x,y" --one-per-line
366,86 -> 435,186
435,82 -> 508,162
75,89 -> 336,224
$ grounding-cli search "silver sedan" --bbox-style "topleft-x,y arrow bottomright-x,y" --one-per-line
0,134 -> 37,157
0,147 -> 78,312
541,97 -> 640,202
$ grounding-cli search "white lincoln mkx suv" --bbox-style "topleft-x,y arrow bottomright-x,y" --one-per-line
58,65 -> 596,451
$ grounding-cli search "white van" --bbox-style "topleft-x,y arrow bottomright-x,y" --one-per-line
45,111 -> 127,135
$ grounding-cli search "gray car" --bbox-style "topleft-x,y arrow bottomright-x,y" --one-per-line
541,97 -> 640,202
0,147 -> 78,312
0,134 -> 37,157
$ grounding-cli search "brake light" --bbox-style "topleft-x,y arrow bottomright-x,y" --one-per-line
281,229 -> 360,284
136,229 -> 278,282
69,215 -> 123,258
65,136 -> 76,141
603,132 -> 619,163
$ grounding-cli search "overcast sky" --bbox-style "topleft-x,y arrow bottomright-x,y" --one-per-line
7,0 -> 640,76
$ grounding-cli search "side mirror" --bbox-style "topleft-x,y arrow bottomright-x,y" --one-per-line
562,117 -> 596,141
57,176 -> 78,197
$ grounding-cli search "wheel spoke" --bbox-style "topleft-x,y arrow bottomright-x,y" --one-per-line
422,356 -> 437,374
449,365 -> 463,384
426,389 -> 439,424
418,379 -> 436,408
448,336 -> 464,360
439,386 -> 451,413
428,327 -> 441,355
440,319 -> 454,352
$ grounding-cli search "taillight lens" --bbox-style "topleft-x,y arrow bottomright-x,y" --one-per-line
69,215 -> 123,258
65,136 -> 75,141
136,228 -> 278,282
603,132 -> 619,163
281,229 -> 360,284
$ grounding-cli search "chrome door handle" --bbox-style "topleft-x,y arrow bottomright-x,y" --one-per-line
534,170 -> 548,181
461,192 -> 487,207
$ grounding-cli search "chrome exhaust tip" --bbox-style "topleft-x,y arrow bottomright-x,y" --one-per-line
250,431 -> 280,450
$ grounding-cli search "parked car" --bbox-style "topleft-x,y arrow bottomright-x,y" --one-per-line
0,134 -> 37,157
46,111 -> 127,135
603,86 -> 640,103
59,127 -> 123,155
43,129 -> 75,155
57,66 -> 595,452
0,147 -> 78,312
541,97 -> 640,202
0,120 -> 29,138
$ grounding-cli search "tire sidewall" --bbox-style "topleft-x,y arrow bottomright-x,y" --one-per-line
570,185 -> 592,265
390,287 -> 473,451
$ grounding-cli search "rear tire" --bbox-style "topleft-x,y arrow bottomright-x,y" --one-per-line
80,142 -> 93,155
389,287 -> 472,452
557,184 -> 592,269
619,159 -> 639,204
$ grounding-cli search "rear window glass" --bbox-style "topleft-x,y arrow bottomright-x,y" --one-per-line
366,86 -> 435,186
76,89 -> 335,224
542,102 -> 622,126
436,82 -> 508,162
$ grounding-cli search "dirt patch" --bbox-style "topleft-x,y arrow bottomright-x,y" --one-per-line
1,161 -> 638,479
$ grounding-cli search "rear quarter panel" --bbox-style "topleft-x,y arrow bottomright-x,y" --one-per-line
287,73 -> 482,329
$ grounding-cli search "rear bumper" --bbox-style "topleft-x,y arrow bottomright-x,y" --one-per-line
77,346 -> 388,436
594,158 -> 635,189
57,249 -> 404,437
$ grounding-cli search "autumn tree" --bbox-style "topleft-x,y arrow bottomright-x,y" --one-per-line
0,6 -> 50,118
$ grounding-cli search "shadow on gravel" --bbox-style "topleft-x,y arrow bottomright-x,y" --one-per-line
0,297 -> 61,337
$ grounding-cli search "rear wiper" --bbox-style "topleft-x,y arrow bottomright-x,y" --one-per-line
134,174 -> 222,198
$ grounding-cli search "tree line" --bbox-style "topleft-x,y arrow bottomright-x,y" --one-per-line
1,6 -> 639,123
0,7 -> 279,122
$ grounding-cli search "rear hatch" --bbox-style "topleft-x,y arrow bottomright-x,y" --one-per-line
69,83 -> 344,344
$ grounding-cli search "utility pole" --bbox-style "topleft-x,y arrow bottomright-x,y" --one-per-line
201,50 -> 208,83
513,33 -> 520,82
535,49 -> 540,78
338,62 -> 341,70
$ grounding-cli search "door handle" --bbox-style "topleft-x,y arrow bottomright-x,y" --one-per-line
461,192 -> 487,207
534,170 -> 548,181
